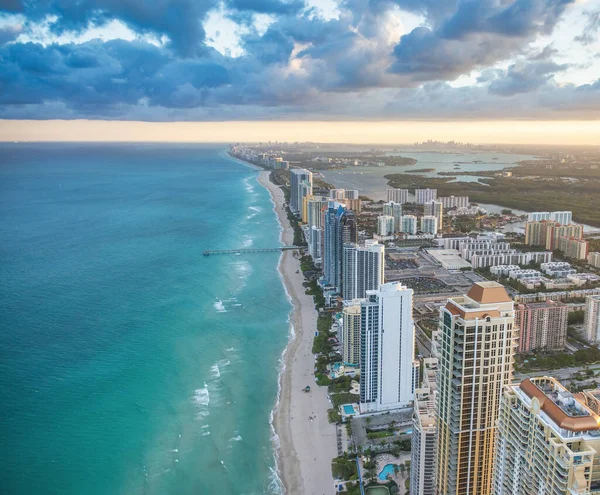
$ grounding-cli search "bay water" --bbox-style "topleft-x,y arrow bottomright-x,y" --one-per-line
0,143 -> 290,495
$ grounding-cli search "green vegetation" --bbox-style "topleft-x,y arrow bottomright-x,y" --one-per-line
452,214 -> 479,233
367,430 -> 394,440
328,408 -> 342,423
568,310 -> 585,325
385,172 -> 600,227
331,393 -> 358,408
304,280 -> 326,308
332,456 -> 358,480
329,375 -> 354,394
516,346 -> 600,371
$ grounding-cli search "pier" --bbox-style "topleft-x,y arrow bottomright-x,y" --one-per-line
203,246 -> 305,256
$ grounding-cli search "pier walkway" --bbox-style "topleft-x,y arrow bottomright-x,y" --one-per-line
203,246 -> 305,256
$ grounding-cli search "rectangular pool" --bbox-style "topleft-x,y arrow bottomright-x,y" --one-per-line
343,405 -> 355,415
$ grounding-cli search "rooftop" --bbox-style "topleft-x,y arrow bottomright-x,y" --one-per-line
466,281 -> 512,304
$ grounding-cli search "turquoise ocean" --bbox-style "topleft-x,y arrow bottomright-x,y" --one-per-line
0,144 -> 290,495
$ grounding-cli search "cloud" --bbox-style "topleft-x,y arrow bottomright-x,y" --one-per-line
575,8 -> 600,45
390,0 -> 574,81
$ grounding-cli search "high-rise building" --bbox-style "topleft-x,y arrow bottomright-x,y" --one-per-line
493,377 -> 600,495
436,281 -> 517,495
424,200 -> 443,230
401,215 -> 418,235
342,242 -> 384,301
309,226 -> 323,264
515,301 -> 568,352
330,189 -> 359,200
439,196 -> 469,209
290,169 -> 312,215
383,201 -> 403,231
342,301 -> 362,365
411,357 -> 438,495
420,215 -> 438,235
556,235 -> 589,260
377,215 -> 395,236
387,188 -> 409,204
322,203 -> 357,293
584,295 -> 600,343
546,223 -> 584,250
306,197 -> 328,229
359,282 -> 415,413
415,189 -> 437,204
301,193 -> 313,223
525,220 -> 556,247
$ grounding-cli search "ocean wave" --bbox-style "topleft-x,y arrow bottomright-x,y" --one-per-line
210,363 -> 221,378
225,347 -> 235,352
201,431 -> 211,436
248,206 -> 261,212
193,384 -> 210,418
230,435 -> 242,442
214,300 -> 226,313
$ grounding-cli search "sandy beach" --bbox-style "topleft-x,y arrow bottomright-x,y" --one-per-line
257,171 -> 337,495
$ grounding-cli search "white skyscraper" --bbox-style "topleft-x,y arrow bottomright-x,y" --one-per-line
342,242 -> 384,301
359,282 -> 415,413
387,188 -> 409,204
377,215 -> 395,236
383,201 -> 403,231
421,215 -> 438,234
306,197 -> 328,229
415,189 -> 437,204
401,215 -> 418,235
309,226 -> 323,264
290,169 -> 312,215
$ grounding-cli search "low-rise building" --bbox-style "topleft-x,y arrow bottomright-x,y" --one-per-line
588,252 -> 600,268
490,265 -> 520,277
540,261 -> 577,277
566,272 -> 600,286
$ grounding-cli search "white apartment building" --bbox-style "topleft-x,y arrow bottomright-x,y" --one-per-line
439,196 -> 469,209
527,210 -> 573,225
306,197 -> 328,229
387,188 -> 409,204
540,261 -> 577,277
377,215 -> 395,236
401,215 -> 418,235
359,282 -> 415,413
589,252 -> 600,268
421,215 -> 438,234
415,189 -> 437,204
383,201 -> 403,232
424,200 -> 443,230
309,226 -> 322,265
584,295 -> 600,343
490,265 -> 520,277
342,242 -> 384,301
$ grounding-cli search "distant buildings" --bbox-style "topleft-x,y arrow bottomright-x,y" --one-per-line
525,219 -> 587,258
584,295 -> 600,343
515,300 -> 568,352
436,282 -> 516,495
308,226 -> 323,265
458,238 -> 552,268
439,196 -> 469,209
412,357 -> 438,495
322,203 -> 357,294
306,196 -> 328,229
342,301 -> 362,365
401,215 -> 418,235
420,215 -> 438,235
557,235 -> 589,260
387,188 -> 409,204
383,201 -> 403,231
377,215 -> 395,236
359,282 -> 415,413
342,242 -> 384,301
330,189 -> 359,200
527,210 -> 573,225
493,377 -> 600,495
424,200 -> 443,230
540,261 -> 576,277
415,188 -> 437,204
290,169 -> 312,215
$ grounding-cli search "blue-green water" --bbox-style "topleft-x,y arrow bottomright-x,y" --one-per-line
0,144 -> 290,495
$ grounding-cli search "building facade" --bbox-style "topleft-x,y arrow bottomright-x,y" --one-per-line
556,235 -> 589,260
424,200 -> 443,230
290,168 -> 312,215
411,357 -> 438,495
493,377 -> 600,495
415,189 -> 437,204
322,203 -> 358,294
359,282 -> 415,413
515,301 -> 568,353
383,201 -> 403,231
387,188 -> 409,204
377,215 -> 395,236
421,215 -> 438,235
589,252 -> 600,268
436,282 -> 517,495
342,242 -> 385,301
342,301 -> 362,365
439,196 -> 469,209
584,295 -> 600,343
401,215 -> 418,235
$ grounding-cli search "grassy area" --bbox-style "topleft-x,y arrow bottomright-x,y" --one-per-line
331,393 -> 358,408
331,456 -> 358,481
328,408 -> 342,423
367,430 -> 394,440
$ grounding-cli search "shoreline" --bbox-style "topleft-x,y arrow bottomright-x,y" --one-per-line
256,170 -> 336,495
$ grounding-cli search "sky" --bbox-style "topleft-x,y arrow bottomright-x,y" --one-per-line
0,0 -> 599,143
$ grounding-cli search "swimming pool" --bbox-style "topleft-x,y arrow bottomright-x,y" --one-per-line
343,404 -> 355,415
378,464 -> 397,481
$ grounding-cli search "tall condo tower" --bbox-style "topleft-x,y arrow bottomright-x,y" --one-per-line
342,301 -> 362,365
415,188 -> 437,204
342,242 -> 384,301
290,168 -> 312,215
387,188 -> 409,204
436,281 -> 517,495
322,203 -> 357,294
359,282 -> 415,413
